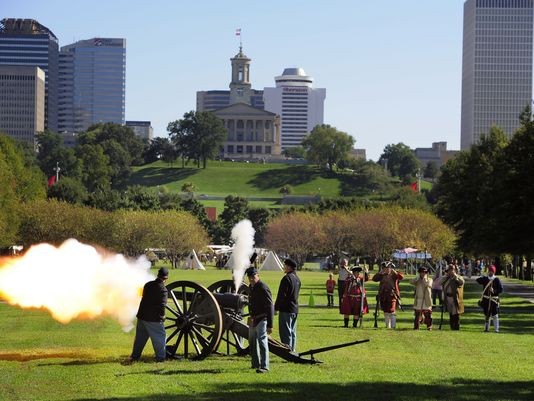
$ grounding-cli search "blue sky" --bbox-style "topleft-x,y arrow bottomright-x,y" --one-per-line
5,0 -> 465,161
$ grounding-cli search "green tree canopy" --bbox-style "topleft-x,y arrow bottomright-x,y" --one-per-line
379,143 -> 421,179
168,111 -> 227,169
302,124 -> 355,172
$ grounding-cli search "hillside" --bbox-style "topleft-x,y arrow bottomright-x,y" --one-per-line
128,160 -> 372,199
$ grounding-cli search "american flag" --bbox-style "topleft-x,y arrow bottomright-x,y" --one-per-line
235,28 -> 241,36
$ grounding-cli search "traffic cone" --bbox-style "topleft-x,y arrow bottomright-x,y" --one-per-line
308,290 -> 315,307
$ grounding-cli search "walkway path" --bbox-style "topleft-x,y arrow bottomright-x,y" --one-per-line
465,277 -> 534,304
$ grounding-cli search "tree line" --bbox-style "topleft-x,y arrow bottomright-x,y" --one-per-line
432,108 -> 534,279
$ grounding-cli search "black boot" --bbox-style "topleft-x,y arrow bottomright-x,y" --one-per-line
353,319 -> 358,328
344,318 -> 349,327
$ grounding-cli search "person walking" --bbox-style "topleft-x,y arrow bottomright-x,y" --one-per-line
127,267 -> 169,363
410,266 -> 433,330
372,261 -> 404,329
274,258 -> 301,352
325,273 -> 336,307
340,266 -> 369,327
441,264 -> 465,330
476,265 -> 503,333
337,258 -> 350,312
246,266 -> 274,373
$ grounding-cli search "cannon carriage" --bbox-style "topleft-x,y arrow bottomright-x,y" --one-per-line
164,279 -> 368,364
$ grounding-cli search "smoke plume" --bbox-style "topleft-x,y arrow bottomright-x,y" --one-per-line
0,239 -> 153,331
230,219 -> 256,291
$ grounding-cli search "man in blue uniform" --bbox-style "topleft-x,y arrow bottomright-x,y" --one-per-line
246,267 -> 274,373
128,267 -> 169,363
274,258 -> 301,352
476,265 -> 503,332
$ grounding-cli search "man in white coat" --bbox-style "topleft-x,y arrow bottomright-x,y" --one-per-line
410,266 -> 433,330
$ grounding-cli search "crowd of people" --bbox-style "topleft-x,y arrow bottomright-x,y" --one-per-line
124,257 -> 504,372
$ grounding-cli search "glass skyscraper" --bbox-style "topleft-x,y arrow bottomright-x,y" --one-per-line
0,18 -> 59,133
59,38 -> 126,133
461,0 -> 533,150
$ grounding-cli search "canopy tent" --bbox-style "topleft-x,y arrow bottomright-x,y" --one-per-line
261,251 -> 284,271
186,249 -> 206,270
391,248 -> 432,274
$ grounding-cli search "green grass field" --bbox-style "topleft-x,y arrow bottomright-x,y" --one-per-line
1,268 -> 533,401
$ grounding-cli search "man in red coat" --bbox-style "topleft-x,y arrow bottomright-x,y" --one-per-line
340,267 -> 369,327
372,262 -> 404,328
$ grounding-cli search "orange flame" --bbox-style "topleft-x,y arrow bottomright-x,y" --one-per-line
0,239 -> 154,331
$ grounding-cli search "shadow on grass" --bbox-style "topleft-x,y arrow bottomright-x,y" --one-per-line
247,166 -> 324,190
71,379 -> 534,401
127,167 -> 197,187
0,352 -> 92,362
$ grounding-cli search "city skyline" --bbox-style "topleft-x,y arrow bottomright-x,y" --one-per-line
4,1 -> 467,160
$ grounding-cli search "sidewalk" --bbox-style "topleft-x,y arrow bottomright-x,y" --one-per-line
465,277 -> 534,304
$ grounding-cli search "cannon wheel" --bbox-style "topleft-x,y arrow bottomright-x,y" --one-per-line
165,280 -> 223,360
207,280 -> 249,355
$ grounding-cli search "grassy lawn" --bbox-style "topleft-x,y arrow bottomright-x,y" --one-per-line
1,268 -> 533,401
128,161 -> 367,198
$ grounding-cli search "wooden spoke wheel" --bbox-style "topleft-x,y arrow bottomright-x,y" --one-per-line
207,280 -> 250,355
165,280 -> 223,360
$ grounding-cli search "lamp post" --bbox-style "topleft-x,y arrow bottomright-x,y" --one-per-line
53,161 -> 61,182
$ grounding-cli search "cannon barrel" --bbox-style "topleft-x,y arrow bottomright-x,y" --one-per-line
212,292 -> 248,310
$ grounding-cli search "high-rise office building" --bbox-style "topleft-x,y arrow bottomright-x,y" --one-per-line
0,65 -> 45,145
126,120 -> 153,140
263,68 -> 326,149
0,18 -> 59,133
461,0 -> 533,150
59,38 -> 126,133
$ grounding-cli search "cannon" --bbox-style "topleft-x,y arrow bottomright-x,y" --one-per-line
164,279 -> 369,364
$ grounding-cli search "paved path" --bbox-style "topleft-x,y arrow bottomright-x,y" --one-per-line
465,277 -> 534,304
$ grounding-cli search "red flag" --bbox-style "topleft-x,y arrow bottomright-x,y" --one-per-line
48,175 -> 56,187
410,182 -> 418,192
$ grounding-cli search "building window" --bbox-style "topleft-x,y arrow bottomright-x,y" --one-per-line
256,145 -> 262,154
237,145 -> 243,154
227,145 -> 234,153
265,146 -> 271,154
246,145 -> 253,153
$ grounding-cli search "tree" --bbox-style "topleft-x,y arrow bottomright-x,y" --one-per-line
424,161 -> 439,179
433,126 -> 508,254
379,143 -> 421,179
143,137 -> 174,164
264,212 -> 323,267
47,176 -> 88,204
282,146 -> 306,159
168,111 -> 227,169
150,211 -> 209,268
36,130 -> 82,180
76,123 -> 145,186
302,124 -> 355,172
76,144 -> 112,192
0,135 -> 46,247
212,195 -> 249,244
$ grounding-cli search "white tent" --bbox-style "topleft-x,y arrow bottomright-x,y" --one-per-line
186,249 -> 206,270
261,251 -> 284,271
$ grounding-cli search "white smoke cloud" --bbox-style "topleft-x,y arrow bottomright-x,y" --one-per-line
230,219 -> 256,292
0,239 -> 153,332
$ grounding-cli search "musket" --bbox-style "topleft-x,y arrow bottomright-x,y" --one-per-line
438,296 -> 445,330
373,294 -> 380,328
299,339 -> 370,362
358,276 -> 366,328
392,289 -> 404,312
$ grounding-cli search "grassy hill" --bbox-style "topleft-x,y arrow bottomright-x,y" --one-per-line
129,161 -> 347,198
127,160 -> 431,209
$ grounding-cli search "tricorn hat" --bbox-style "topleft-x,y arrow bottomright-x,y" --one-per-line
351,266 -> 363,273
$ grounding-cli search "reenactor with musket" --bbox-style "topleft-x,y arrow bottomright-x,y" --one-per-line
440,264 -> 464,330
340,266 -> 369,327
410,266 -> 433,330
476,265 -> 503,333
372,261 -> 404,329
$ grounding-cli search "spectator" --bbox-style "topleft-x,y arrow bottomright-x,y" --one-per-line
274,258 -> 301,352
